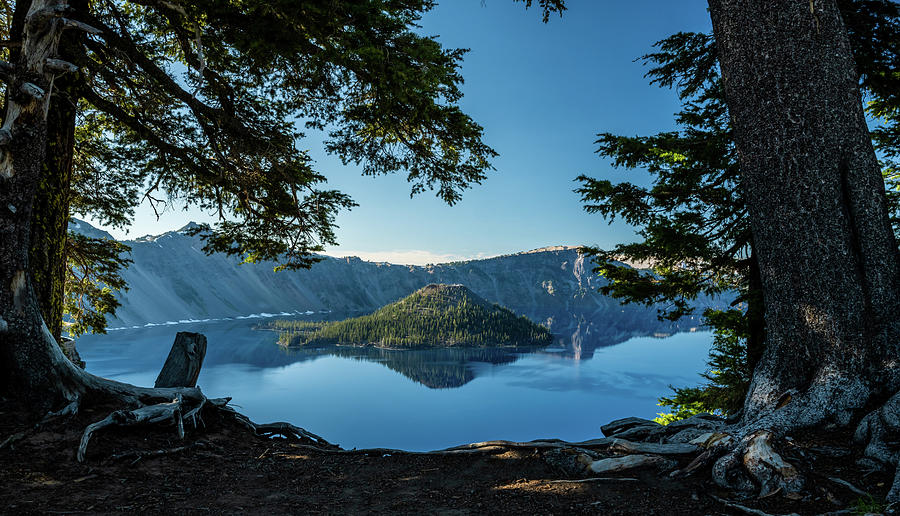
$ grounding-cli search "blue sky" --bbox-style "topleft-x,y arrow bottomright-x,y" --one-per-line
89,1 -> 713,264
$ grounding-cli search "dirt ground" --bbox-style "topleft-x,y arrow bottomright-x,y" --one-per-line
0,398 -> 895,515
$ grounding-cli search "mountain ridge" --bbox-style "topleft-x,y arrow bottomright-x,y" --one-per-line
69,219 -> 725,356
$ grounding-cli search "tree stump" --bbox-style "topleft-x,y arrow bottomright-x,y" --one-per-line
154,332 -> 207,388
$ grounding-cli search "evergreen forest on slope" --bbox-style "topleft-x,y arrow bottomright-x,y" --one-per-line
266,284 -> 553,348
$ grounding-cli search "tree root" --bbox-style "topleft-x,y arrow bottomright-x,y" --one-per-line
545,477 -> 639,484
77,394 -> 189,462
854,390 -> 900,503
215,404 -> 338,449
1,395 -> 81,451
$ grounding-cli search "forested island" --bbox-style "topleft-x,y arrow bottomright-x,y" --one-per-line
266,284 -> 552,348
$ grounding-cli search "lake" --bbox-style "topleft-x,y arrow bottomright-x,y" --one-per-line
77,316 -> 712,451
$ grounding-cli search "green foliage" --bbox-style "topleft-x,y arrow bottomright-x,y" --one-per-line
63,232 -> 132,337
512,0 -> 567,22
576,30 -> 748,324
852,494 -> 887,515
4,1 -> 501,336
59,0 -> 496,269
655,309 -> 750,423
579,0 -> 900,421
266,285 -> 552,348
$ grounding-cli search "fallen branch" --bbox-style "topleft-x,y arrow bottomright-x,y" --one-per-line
708,494 -> 800,516
0,431 -> 27,450
826,477 -> 869,497
545,477 -> 639,484
106,440 -> 210,463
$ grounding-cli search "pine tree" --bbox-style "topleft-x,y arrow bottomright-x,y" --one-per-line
0,1 -> 496,409
577,0 -> 900,420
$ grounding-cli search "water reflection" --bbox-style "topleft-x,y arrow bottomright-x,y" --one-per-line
83,308 -> 700,387
78,312 -> 713,450
284,346 -> 524,389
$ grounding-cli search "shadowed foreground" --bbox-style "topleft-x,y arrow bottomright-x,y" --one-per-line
1,399 -> 895,515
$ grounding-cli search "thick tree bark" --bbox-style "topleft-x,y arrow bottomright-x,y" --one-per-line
29,12 -> 82,342
744,247 -> 765,376
8,0 -> 82,345
0,0 -> 82,405
707,0 -> 900,426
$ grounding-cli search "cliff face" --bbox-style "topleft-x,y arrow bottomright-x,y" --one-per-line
73,220 -> 722,355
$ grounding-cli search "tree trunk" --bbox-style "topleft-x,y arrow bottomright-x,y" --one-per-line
744,247 -> 765,377
8,0 -> 83,346
0,0 -> 86,406
0,1 -> 209,418
155,332 -> 207,388
707,0 -> 900,426
29,2 -> 83,342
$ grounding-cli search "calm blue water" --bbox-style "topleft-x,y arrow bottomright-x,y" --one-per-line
77,318 -> 711,451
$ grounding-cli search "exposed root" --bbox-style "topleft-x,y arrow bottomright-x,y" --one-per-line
45,395 -> 80,419
707,430 -> 803,497
0,395 -> 81,451
854,390 -> 900,503
742,431 -> 804,496
712,446 -> 756,492
445,438 -> 613,452
215,403 -> 338,449
279,443 -> 509,457
78,394 -> 189,462
0,431 -> 28,450
673,444 -> 729,478
826,477 -> 869,497
254,422 -> 332,447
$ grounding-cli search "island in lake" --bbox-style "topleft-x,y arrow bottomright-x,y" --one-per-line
267,284 -> 553,348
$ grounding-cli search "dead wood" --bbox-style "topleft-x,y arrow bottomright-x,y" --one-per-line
154,332 -> 207,388
608,438 -> 699,456
77,395 -> 188,462
581,454 -> 676,474
545,477 -> 639,484
825,477 -> 869,497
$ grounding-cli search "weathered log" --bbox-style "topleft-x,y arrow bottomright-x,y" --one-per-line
154,332 -> 207,388
581,454 -> 676,474
608,438 -> 699,456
